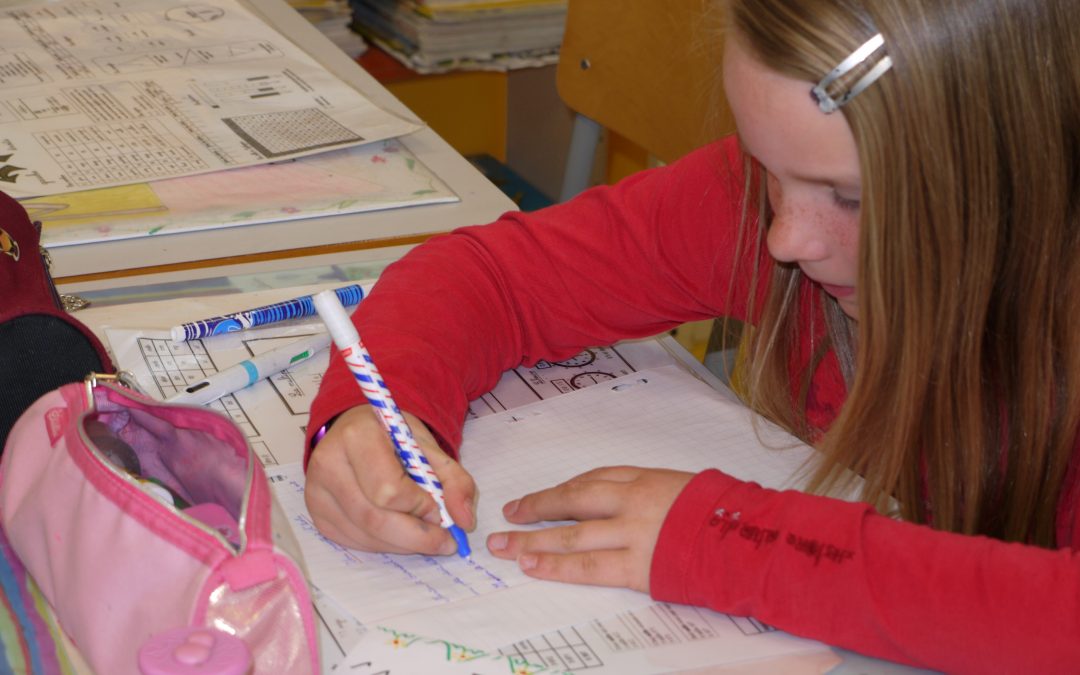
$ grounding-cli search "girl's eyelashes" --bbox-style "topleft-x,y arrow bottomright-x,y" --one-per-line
831,189 -> 861,211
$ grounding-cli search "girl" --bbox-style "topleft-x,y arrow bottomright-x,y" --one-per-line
303,0 -> 1080,671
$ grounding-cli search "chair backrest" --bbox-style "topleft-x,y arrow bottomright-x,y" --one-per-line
556,0 -> 735,165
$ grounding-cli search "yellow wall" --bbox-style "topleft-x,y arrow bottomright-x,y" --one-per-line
386,72 -> 508,161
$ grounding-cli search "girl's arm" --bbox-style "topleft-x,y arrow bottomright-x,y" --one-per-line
489,465 -> 1079,674
652,469 -> 1080,674
303,136 -> 754,554
307,136 -> 753,459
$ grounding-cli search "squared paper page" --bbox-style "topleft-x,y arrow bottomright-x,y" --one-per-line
272,364 -> 823,649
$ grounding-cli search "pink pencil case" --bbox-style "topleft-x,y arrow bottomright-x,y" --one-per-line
0,374 -> 319,674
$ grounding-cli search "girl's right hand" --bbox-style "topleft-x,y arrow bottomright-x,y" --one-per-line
303,404 -> 477,555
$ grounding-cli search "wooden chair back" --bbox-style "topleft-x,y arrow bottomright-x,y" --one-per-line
556,0 -> 735,165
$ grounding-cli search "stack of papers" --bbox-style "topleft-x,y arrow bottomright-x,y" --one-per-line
289,0 -> 369,58
0,0 -> 459,245
349,0 -> 566,73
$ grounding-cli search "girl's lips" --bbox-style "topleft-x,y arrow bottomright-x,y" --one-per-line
819,282 -> 855,298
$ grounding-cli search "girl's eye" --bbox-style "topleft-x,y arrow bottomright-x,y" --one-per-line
831,190 -> 861,211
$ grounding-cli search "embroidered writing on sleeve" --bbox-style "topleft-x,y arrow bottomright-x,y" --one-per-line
708,507 -> 856,565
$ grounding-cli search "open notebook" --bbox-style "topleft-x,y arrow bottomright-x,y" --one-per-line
272,363 -> 831,650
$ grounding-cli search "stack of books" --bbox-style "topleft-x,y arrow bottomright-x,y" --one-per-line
349,0 -> 567,73
290,0 -> 369,58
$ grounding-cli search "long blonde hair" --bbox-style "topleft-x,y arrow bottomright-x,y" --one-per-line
729,0 -> 1080,545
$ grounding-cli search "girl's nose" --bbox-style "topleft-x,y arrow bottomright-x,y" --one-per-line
765,178 -> 828,264
767,209 -> 829,263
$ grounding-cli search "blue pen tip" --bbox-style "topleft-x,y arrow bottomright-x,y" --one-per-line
449,525 -> 471,559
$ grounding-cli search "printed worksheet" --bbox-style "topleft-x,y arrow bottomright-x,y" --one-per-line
105,325 -> 686,466
0,0 -> 418,197
107,323 -> 326,465
314,556 -> 838,675
333,607 -> 839,675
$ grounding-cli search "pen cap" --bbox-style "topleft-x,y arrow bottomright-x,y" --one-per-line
312,290 -> 360,350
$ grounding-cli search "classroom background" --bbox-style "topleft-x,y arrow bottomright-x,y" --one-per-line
293,0 -> 722,364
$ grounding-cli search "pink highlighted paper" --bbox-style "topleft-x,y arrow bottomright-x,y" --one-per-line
32,139 -> 457,247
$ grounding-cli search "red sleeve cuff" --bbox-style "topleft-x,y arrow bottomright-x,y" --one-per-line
649,469 -> 751,605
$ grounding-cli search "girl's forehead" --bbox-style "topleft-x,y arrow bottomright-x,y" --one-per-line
723,37 -> 861,187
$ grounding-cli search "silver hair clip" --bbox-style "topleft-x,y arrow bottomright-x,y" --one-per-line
811,33 -> 893,114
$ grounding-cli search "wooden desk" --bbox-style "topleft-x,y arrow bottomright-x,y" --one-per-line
48,0 -> 516,291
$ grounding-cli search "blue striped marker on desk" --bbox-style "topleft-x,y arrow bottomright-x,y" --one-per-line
312,289 -> 472,559
171,284 -> 365,342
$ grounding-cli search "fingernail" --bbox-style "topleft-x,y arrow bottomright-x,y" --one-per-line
518,554 -> 537,571
488,533 -> 507,551
504,499 -> 520,517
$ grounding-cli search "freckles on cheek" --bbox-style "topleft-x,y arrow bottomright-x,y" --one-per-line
809,203 -> 860,252
835,213 -> 860,252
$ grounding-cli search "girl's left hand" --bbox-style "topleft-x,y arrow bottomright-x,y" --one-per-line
485,466 -> 696,593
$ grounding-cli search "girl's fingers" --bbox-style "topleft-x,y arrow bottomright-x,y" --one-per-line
403,411 -> 478,531
487,518 -> 652,592
305,405 -> 468,555
503,477 -> 630,524
337,407 -> 443,524
488,520 -> 628,558
304,475 -> 456,555
559,465 -> 645,485
518,547 -> 646,592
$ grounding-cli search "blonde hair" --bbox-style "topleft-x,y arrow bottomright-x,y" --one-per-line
728,0 -> 1080,545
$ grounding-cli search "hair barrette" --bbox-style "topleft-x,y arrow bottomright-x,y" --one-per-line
811,33 -> 893,114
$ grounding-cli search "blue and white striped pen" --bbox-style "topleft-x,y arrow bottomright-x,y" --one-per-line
171,284 -> 365,342
312,289 -> 471,559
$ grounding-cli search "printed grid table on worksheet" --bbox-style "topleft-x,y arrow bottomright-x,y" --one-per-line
500,627 -> 604,671
138,335 -> 256,431
37,120 -> 207,186
103,324 -> 330,468
498,606 -> 777,672
133,335 -> 311,466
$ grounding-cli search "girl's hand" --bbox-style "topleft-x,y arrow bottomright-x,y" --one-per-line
304,405 -> 477,555
485,466 -> 695,592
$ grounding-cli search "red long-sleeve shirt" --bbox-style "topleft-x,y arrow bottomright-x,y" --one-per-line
307,136 -> 1080,673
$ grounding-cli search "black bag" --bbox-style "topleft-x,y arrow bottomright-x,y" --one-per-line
0,191 -> 113,449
